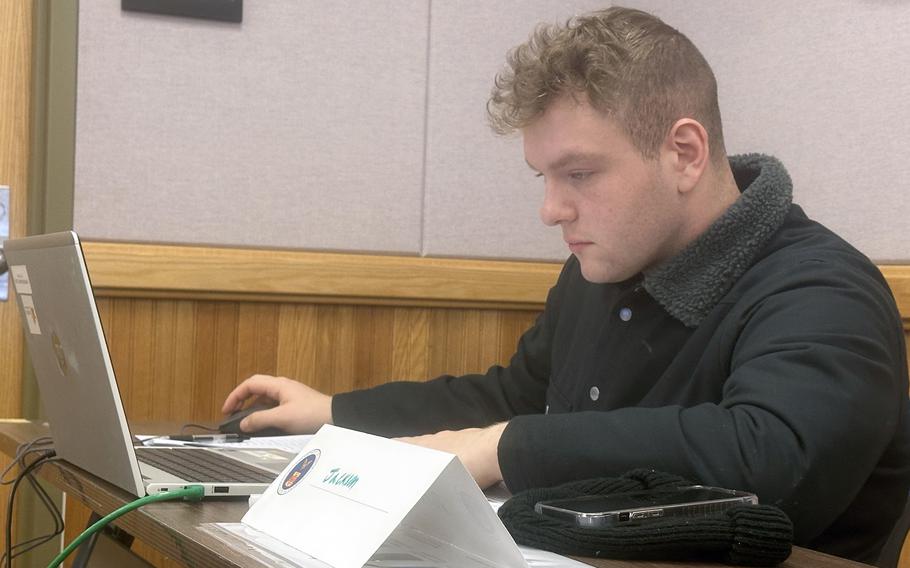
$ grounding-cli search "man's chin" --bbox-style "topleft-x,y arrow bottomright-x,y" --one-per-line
578,261 -> 632,284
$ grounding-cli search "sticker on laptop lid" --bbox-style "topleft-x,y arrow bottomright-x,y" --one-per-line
10,265 -> 32,295
19,294 -> 41,335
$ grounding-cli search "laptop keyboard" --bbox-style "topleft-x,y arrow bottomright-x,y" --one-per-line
137,447 -> 275,484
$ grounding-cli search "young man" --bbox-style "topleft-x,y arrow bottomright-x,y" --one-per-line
223,7 -> 909,563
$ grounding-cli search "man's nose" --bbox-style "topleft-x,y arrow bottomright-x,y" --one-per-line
539,182 -> 574,227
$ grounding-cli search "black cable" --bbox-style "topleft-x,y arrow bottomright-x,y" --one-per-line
0,438 -> 53,484
19,456 -> 63,558
7,474 -> 64,561
2,450 -> 58,568
11,477 -> 59,551
3,453 -> 55,567
1,439 -> 54,568
21,458 -> 63,559
180,423 -> 219,433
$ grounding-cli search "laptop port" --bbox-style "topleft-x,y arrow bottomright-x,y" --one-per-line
214,486 -> 229,494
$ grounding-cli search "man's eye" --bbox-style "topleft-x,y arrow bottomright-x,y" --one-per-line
569,171 -> 592,181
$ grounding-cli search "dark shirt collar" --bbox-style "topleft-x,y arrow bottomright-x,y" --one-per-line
642,154 -> 794,327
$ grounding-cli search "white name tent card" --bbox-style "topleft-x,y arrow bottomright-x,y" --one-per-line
242,424 -> 528,568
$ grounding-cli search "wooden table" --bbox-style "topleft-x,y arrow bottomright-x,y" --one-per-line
0,420 -> 868,568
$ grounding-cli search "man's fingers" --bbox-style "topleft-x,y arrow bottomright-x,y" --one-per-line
241,406 -> 302,434
222,375 -> 282,414
239,407 -> 275,433
221,385 -> 251,414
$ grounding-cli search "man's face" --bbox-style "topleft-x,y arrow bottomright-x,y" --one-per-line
523,95 -> 684,283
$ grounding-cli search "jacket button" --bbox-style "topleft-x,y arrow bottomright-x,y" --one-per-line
589,386 -> 600,401
619,307 -> 632,321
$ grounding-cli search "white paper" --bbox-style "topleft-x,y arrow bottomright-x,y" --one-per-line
19,295 -> 42,335
10,265 -> 32,294
242,425 -> 528,568
138,434 -> 312,454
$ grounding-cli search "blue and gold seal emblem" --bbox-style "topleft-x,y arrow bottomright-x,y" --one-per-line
277,449 -> 321,495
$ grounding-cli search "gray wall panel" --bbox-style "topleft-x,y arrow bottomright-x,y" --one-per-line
422,1 -> 605,261
424,1 -> 910,262
621,0 -> 910,263
72,1 -> 910,262
74,1 -> 429,253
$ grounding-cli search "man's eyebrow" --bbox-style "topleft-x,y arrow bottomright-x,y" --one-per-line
527,152 -> 604,173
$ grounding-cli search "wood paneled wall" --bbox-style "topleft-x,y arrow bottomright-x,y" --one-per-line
93,298 -> 539,423
77,245 -> 910,407
0,0 -> 30,414
1,0 -> 31,560
39,243 -> 910,567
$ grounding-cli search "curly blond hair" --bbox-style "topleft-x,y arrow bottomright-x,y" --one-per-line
488,7 -> 726,163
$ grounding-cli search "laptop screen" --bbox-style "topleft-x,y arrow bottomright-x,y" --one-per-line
4,231 -> 146,496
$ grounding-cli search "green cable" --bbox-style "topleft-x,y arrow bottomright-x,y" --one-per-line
46,485 -> 205,568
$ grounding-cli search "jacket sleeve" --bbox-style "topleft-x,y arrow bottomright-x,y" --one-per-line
497,258 -> 908,543
330,259 -> 572,438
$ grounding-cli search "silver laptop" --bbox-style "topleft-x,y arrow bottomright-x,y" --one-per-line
4,231 -> 293,497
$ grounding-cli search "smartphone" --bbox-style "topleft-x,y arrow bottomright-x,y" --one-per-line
534,485 -> 758,528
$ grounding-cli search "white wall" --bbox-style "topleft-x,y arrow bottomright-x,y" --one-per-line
73,1 -> 910,262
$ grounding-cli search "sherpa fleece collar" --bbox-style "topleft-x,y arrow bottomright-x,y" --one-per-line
642,154 -> 793,328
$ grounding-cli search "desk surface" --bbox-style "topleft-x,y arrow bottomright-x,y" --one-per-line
0,420 -> 868,568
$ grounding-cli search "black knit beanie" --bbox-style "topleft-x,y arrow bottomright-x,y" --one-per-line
497,469 -> 793,566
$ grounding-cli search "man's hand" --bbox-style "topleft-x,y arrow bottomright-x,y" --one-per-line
398,423 -> 507,489
221,374 -> 333,435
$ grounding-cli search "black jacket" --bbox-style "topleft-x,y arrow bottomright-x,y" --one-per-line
334,156 -> 910,563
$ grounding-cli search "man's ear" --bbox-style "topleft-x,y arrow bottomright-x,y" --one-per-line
664,118 -> 709,194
